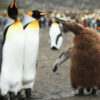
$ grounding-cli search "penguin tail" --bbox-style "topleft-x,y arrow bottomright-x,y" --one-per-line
52,46 -> 72,72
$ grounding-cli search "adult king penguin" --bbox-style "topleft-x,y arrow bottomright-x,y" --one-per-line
53,18 -> 100,96
0,0 -> 25,100
20,10 -> 48,99
49,18 -> 63,50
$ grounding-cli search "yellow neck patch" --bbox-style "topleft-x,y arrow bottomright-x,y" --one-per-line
12,20 -> 22,27
28,20 -> 39,29
6,20 -> 23,39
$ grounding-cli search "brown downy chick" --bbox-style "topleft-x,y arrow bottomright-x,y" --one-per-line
53,18 -> 100,96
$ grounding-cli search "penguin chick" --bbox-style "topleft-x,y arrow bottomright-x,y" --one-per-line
53,18 -> 100,96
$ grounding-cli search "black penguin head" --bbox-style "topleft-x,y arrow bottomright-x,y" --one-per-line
7,0 -> 18,20
28,10 -> 48,19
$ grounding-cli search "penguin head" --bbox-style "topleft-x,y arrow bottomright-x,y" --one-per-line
28,10 -> 48,19
7,0 -> 18,20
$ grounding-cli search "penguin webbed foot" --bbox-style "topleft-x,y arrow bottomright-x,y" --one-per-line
17,91 -> 25,100
74,88 -> 84,96
9,92 -> 18,100
65,88 -> 84,97
1,95 -> 8,100
25,88 -> 34,100
89,89 -> 97,96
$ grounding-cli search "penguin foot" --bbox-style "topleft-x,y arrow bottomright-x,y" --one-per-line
17,91 -> 26,100
25,88 -> 34,100
1,95 -> 8,100
89,89 -> 97,96
65,89 -> 84,97
75,88 -> 84,96
9,92 -> 18,100
51,47 -> 58,50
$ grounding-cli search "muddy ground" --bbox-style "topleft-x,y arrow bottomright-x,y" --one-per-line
29,27 -> 100,100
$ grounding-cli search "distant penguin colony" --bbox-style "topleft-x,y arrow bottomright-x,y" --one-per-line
53,18 -> 100,96
0,0 -> 25,100
49,18 -> 63,50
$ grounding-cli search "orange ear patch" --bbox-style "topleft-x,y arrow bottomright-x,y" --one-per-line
28,12 -> 33,17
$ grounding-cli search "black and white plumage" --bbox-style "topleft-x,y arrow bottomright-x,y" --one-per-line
0,1 -> 25,100
49,21 -> 63,50
20,10 -> 48,99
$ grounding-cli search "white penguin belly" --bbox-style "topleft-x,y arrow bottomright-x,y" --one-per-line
0,27 -> 25,95
22,28 -> 39,89
49,23 -> 62,49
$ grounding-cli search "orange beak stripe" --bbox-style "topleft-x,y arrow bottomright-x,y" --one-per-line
40,12 -> 48,15
28,11 -> 33,16
10,0 -> 17,8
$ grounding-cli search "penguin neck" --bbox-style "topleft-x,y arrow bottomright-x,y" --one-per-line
22,14 -> 37,27
13,19 -> 20,24
3,18 -> 15,34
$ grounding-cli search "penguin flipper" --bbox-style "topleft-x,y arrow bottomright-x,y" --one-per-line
52,46 -> 72,72
0,34 -> 4,73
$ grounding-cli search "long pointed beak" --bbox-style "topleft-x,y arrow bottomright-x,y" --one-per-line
40,12 -> 48,16
10,0 -> 17,8
28,11 -> 33,16
55,17 -> 66,24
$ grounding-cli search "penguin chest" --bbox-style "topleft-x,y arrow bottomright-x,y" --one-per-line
24,21 -> 39,47
1,21 -> 25,81
24,22 -> 39,65
2,21 -> 25,65
5,21 -> 24,44
49,23 -> 63,49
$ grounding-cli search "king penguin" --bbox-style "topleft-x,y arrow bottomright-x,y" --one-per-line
0,0 -> 25,100
0,18 -> 15,100
20,10 -> 48,99
49,18 -> 63,50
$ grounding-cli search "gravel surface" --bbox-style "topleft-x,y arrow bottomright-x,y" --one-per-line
29,28 -> 100,100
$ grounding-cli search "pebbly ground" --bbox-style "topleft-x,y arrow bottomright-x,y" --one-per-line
30,27 -> 100,100
0,26 -> 100,100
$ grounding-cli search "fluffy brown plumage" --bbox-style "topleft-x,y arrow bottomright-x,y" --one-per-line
63,21 -> 100,89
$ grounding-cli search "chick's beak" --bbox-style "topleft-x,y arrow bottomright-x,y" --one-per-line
10,0 -> 17,8
28,11 -> 33,16
40,12 -> 48,16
